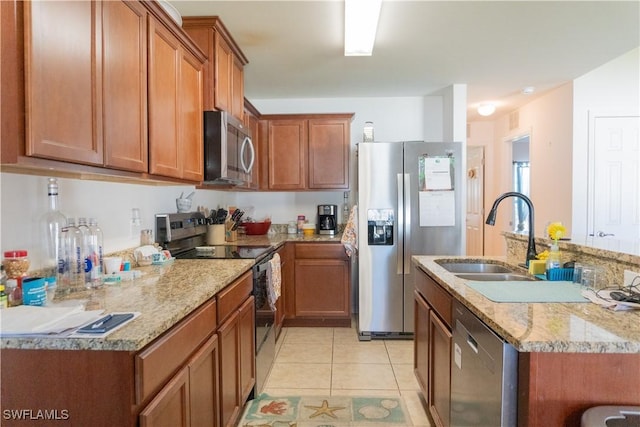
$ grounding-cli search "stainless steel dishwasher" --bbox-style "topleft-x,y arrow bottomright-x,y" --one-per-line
450,300 -> 518,426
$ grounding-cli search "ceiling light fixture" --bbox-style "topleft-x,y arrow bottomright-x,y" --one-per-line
522,86 -> 535,95
344,0 -> 382,56
477,103 -> 496,117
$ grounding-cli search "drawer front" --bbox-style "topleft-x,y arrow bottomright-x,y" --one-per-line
217,270 -> 253,324
295,243 -> 348,260
136,298 -> 217,403
415,268 -> 452,328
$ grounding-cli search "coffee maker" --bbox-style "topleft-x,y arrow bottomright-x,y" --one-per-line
317,204 -> 338,235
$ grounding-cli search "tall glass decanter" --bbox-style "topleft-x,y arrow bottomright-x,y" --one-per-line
41,178 -> 67,277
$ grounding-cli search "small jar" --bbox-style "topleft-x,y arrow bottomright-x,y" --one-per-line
6,278 -> 21,306
3,250 -> 30,280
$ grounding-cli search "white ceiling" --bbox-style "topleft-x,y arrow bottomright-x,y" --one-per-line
169,1 -> 640,120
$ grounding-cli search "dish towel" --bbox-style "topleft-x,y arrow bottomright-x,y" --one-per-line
341,205 -> 358,258
266,253 -> 282,310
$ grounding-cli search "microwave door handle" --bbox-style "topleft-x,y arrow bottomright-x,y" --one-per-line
240,136 -> 255,173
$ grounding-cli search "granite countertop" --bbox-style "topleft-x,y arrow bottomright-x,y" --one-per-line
0,233 -> 345,352
412,255 -> 640,354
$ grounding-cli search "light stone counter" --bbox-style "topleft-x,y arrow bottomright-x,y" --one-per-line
0,233 -> 346,352
0,259 -> 254,351
412,255 -> 640,354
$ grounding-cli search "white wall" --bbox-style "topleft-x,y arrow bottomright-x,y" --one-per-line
0,173 -> 233,269
478,82 -> 574,256
572,47 -> 640,236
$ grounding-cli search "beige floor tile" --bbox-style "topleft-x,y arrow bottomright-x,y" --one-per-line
283,327 -> 334,344
332,363 -> 398,390
276,342 -> 333,364
401,390 -> 432,426
265,363 -> 332,390
385,340 -> 415,364
262,388 -> 330,397
333,343 -> 390,364
332,325 -> 362,344
392,363 -> 420,391
331,389 -> 400,397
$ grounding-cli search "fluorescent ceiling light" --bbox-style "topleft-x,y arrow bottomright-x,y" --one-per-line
344,0 -> 382,56
477,103 -> 496,116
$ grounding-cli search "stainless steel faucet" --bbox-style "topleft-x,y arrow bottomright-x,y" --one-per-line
485,191 -> 537,266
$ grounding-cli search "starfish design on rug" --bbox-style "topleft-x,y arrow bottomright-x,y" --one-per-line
304,399 -> 346,419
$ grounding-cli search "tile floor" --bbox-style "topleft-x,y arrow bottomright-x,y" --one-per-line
260,323 -> 432,426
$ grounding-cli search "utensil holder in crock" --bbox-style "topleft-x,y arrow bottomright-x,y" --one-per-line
207,224 -> 225,245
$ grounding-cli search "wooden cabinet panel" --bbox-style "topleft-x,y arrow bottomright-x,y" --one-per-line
428,310 -> 451,427
295,243 -> 348,260
140,367 -> 190,427
294,259 -> 349,318
148,16 -> 181,178
102,0 -> 148,172
182,17 -> 248,121
24,0 -> 103,165
136,299 -> 217,403
308,118 -> 350,189
231,56 -> 244,121
267,119 -> 307,190
148,16 -> 203,181
189,334 -> 220,427
414,291 -> 429,395
214,33 -> 232,113
218,310 -> 241,427
217,270 -> 252,324
179,49 -> 204,181
238,296 -> 256,403
415,268 -> 452,328
261,114 -> 353,191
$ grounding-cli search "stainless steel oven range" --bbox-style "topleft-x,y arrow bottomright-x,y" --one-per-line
155,212 -> 277,395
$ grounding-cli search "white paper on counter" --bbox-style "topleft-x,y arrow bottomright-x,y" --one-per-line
0,305 -> 104,335
419,190 -> 456,226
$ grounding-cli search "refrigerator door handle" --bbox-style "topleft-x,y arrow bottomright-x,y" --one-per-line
404,173 -> 411,273
397,173 -> 404,274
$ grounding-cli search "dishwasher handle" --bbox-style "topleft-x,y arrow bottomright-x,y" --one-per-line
466,333 -> 479,353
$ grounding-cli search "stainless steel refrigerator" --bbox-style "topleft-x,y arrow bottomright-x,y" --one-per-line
357,141 -> 465,339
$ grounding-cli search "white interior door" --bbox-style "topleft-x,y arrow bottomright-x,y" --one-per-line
466,145 -> 484,255
591,116 -> 640,240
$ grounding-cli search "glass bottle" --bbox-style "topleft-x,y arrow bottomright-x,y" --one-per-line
343,191 -> 350,224
88,218 -> 104,287
546,243 -> 562,271
77,217 -> 91,286
59,218 -> 83,289
41,178 -> 67,277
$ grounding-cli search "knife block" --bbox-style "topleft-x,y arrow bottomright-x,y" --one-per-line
225,229 -> 238,242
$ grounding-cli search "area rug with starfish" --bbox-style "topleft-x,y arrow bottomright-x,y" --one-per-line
238,394 -> 413,426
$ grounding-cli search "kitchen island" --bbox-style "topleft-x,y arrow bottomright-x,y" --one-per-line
413,255 -> 640,427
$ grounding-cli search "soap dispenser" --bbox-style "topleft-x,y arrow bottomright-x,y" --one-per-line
546,243 -> 562,272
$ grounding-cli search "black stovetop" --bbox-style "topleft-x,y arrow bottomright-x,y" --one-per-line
175,245 -> 273,261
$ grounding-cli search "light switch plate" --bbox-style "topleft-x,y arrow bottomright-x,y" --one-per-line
623,270 -> 640,288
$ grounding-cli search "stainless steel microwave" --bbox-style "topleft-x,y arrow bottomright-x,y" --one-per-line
203,111 -> 255,185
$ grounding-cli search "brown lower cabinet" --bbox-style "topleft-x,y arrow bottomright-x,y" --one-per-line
414,266 -> 640,427
284,242 -> 351,327
0,271 -> 255,427
414,269 -> 452,427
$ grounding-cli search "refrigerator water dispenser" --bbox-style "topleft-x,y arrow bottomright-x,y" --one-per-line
367,209 -> 394,245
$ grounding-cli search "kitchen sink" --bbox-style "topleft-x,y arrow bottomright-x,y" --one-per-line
454,272 -> 538,281
438,262 -> 514,274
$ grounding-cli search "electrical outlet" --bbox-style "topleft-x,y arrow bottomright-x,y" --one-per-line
623,270 -> 640,288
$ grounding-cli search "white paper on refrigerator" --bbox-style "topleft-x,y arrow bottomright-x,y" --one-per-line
419,190 -> 456,226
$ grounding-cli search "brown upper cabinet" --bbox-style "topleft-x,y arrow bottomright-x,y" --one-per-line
182,17 -> 249,122
1,0 -> 206,183
148,15 -> 204,181
259,114 -> 354,191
